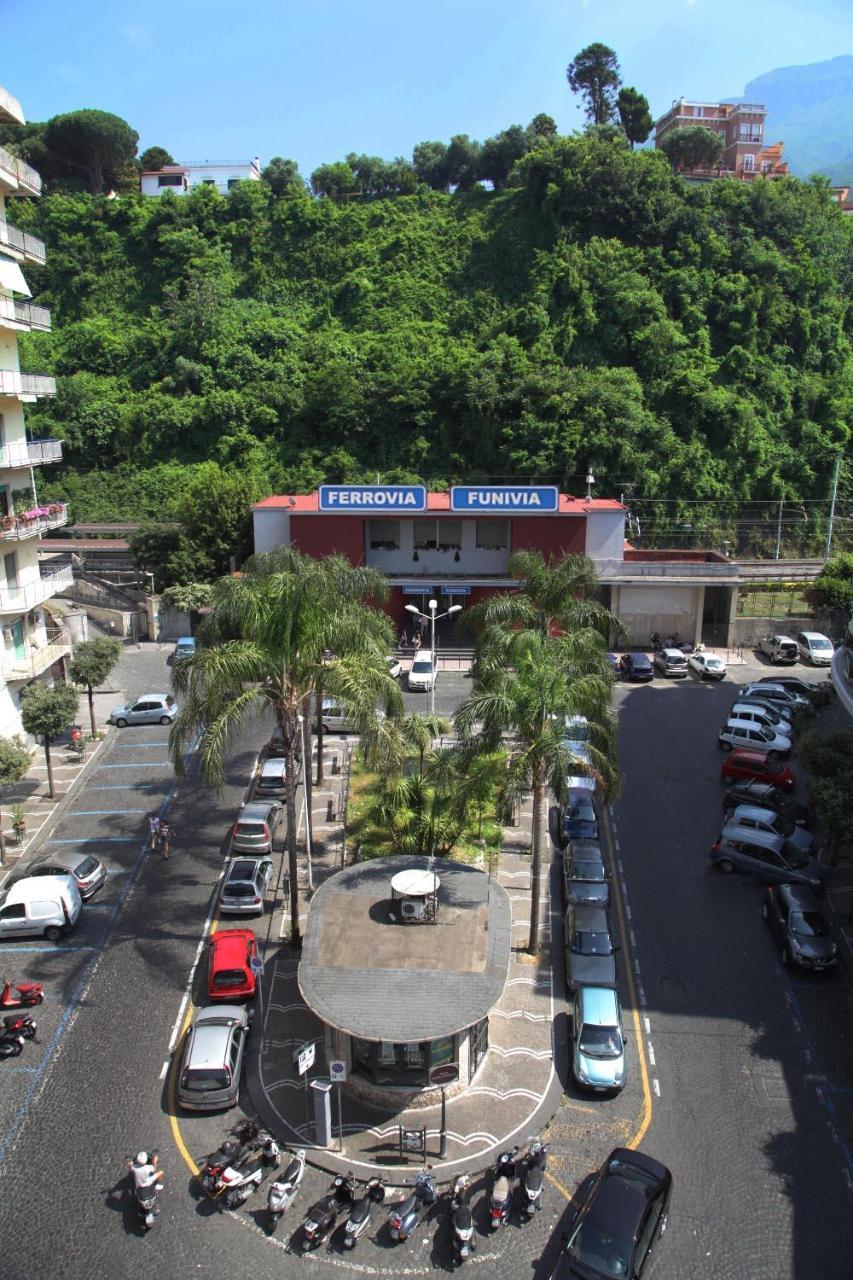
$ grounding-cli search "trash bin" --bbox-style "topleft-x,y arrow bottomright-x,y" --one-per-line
311,1078 -> 333,1148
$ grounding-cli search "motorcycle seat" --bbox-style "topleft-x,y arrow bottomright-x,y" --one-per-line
280,1157 -> 301,1184
454,1205 -> 472,1230
493,1175 -> 511,1199
348,1196 -> 371,1225
526,1167 -> 544,1193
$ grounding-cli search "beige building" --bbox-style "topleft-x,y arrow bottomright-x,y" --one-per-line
0,85 -> 72,738
654,98 -> 788,178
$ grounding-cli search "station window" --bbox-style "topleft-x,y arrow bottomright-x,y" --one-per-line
475,520 -> 508,550
414,519 -> 437,550
157,173 -> 184,187
438,521 -> 462,551
368,520 -> 399,551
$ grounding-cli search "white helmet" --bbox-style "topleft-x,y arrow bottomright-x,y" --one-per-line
135,1151 -> 148,1167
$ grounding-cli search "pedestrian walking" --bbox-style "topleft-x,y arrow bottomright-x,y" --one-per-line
158,822 -> 173,860
148,814 -> 161,851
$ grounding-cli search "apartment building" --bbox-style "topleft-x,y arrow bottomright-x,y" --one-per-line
654,98 -> 788,177
140,158 -> 261,197
0,85 -> 73,739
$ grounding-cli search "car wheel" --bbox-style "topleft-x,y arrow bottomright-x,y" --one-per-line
115,717 -> 128,728
761,901 -> 769,921
160,716 -> 171,725
44,926 -> 63,942
781,945 -> 791,967
717,859 -> 735,874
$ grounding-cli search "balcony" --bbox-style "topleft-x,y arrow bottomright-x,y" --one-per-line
0,219 -> 46,264
0,295 -> 51,332
0,145 -> 41,195
0,563 -> 73,614
1,628 -> 71,681
0,370 -> 57,399
0,438 -> 62,469
0,503 -> 69,540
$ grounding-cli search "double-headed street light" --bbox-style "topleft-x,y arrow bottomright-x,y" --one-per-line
405,597 -> 463,717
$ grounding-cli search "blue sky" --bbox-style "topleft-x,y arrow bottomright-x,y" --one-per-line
4,0 -> 851,176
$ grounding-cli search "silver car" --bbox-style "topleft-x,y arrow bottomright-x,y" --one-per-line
232,801 -> 283,853
253,757 -> 287,800
219,857 -> 273,914
723,807 -> 813,854
177,1004 -> 250,1111
11,850 -> 106,900
653,648 -> 688,677
718,719 -> 791,757
565,904 -> 617,991
109,693 -> 177,727
572,986 -> 626,1093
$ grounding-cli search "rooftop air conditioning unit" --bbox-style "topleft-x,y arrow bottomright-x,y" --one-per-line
400,898 -> 425,921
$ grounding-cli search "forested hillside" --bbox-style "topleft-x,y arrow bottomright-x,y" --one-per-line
14,134 -> 853,546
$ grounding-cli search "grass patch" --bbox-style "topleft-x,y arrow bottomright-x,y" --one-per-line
737,584 -> 812,619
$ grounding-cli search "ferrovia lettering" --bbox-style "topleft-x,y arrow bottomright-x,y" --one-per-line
327,489 -> 418,508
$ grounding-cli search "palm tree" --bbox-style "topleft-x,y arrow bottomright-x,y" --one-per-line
169,548 -> 402,948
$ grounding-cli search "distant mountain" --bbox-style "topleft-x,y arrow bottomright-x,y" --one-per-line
723,55 -> 853,185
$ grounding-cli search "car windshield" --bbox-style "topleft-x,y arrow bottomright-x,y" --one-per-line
568,1221 -> 633,1278
573,931 -> 613,955
235,822 -> 264,837
412,660 -> 432,674
73,856 -> 99,878
182,1068 -> 229,1091
790,911 -> 829,938
572,863 -> 606,883
213,969 -> 246,988
578,1024 -> 622,1057
223,883 -> 255,897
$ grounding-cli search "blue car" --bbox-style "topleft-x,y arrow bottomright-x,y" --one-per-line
168,636 -> 196,665
560,788 -> 599,847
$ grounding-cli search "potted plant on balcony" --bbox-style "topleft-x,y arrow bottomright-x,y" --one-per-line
0,515 -> 15,531
11,803 -> 26,844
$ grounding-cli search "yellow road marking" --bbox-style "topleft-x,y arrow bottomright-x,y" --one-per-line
168,1002 -> 199,1175
545,1166 -> 576,1203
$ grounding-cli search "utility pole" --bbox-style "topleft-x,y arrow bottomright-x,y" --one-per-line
824,453 -> 842,561
774,500 -> 783,560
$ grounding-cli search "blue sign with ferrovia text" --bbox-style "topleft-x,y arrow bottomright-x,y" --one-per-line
450,486 -> 559,512
319,485 -> 427,512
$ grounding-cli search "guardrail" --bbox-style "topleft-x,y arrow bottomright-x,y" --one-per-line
0,370 -> 57,397
0,145 -> 42,194
0,563 -> 73,612
0,502 -> 69,540
0,295 -> 51,332
0,219 -> 46,262
0,437 -> 62,468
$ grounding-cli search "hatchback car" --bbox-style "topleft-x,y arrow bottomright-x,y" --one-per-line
10,850 -> 106,900
718,719 -> 791,758
207,928 -> 258,1001
796,632 -> 834,666
386,655 -> 402,679
762,883 -> 838,970
742,682 -> 810,710
723,806 -> 813,854
565,904 -> 617,991
219,857 -> 273,914
408,650 -> 438,691
720,748 -> 795,791
756,675 -> 820,700
618,652 -> 654,682
722,780 -> 810,827
757,634 -> 800,664
562,850 -> 610,908
177,1003 -> 250,1111
653,648 -> 688,677
168,636 -> 196,666
571,986 -> 626,1094
232,800 -> 282,853
710,828 -> 825,891
729,702 -> 793,737
109,693 -> 177,727
252,757 -> 287,800
688,651 -> 727,680
559,790 -> 599,846
552,1147 -> 672,1280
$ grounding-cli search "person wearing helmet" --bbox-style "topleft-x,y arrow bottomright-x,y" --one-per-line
129,1150 -> 163,1192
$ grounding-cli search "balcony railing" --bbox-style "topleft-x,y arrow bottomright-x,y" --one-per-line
0,145 -> 42,195
0,370 -> 57,398
1,628 -> 71,681
0,219 -> 46,263
0,295 -> 51,332
0,503 -> 69,540
0,438 -> 63,469
0,563 -> 73,614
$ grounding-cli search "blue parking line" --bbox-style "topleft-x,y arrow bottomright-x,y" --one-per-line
48,837 -> 136,845
68,809 -> 148,816
0,1067 -> 38,1074
97,763 -> 170,770
114,742 -> 171,749
0,944 -> 98,953
88,784 -> 167,791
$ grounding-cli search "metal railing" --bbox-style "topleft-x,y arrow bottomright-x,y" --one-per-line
0,563 -> 73,613
0,370 -> 57,397
0,437 -> 63,468
0,503 -> 69,539
1,628 -> 71,680
0,219 -> 46,263
0,295 -> 51,332
0,145 -> 42,194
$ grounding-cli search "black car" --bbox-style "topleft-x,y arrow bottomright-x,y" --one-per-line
762,883 -> 838,970
619,652 -> 654,682
562,849 -> 610,908
722,780 -> 811,828
560,790 -> 599,846
756,675 -> 822,701
552,1147 -> 673,1279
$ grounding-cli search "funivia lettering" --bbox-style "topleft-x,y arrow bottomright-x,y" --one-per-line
468,490 -> 543,507
327,489 -> 420,507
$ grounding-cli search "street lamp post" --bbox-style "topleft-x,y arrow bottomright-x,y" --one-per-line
405,599 -> 462,718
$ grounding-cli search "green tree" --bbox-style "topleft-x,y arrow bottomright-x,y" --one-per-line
43,110 -> 139,194
261,156 -> 306,197
130,524 -> 197,592
480,126 -> 532,189
567,43 -> 621,125
446,135 -> 483,190
139,146 -> 174,170
529,113 -> 558,140
20,683 -> 80,800
617,86 -> 653,148
412,140 -> 451,190
68,637 -> 123,737
160,582 -> 214,613
310,161 -> 359,200
0,737 -> 32,864
807,551 -> 853,612
659,125 -> 724,171
169,548 -> 401,947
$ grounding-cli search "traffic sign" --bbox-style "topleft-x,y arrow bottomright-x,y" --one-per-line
428,1063 -> 459,1086
294,1040 -> 316,1077
329,1059 -> 347,1083
249,955 -> 265,976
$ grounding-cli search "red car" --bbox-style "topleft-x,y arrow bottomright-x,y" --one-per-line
720,748 -> 795,792
207,928 -> 259,1002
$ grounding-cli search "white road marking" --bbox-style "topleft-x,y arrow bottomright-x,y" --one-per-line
648,1043 -> 656,1067
653,1078 -> 661,1097
643,1016 -> 651,1034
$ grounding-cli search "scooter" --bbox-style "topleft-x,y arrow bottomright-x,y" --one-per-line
198,1121 -> 264,1196
220,1136 -> 280,1209
127,1151 -> 161,1232
387,1170 -> 436,1242
489,1147 -> 519,1230
343,1177 -> 385,1250
1,977 -> 44,1009
1,1013 -> 37,1040
0,1031 -> 25,1059
301,1171 -> 357,1250
449,1173 -> 476,1264
266,1147 -> 306,1234
520,1141 -> 547,1218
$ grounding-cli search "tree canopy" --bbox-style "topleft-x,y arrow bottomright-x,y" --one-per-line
567,43 -> 621,125
659,125 -> 725,171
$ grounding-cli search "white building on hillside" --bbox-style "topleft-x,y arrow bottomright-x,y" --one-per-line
140,159 -> 261,197
0,84 -> 73,739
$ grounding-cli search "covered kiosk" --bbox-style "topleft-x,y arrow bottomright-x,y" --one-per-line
298,855 -> 511,1104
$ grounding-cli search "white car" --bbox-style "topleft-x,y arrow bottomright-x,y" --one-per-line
719,718 -> 791,757
689,652 -> 726,680
796,631 -> 834,666
729,702 -> 793,738
109,693 -> 177,726
742,682 -> 810,709
386,655 -> 402,680
408,650 -> 438,691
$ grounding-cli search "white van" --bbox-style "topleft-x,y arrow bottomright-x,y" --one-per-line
0,874 -> 82,942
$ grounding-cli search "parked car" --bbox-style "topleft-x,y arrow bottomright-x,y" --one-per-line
231,801 -> 283,854
618,652 -> 654,682
723,806 -> 813,854
252,757 -> 288,800
207,928 -> 259,1001
551,1148 -> 672,1280
762,883 -> 838,970
311,698 -> 385,734
0,874 -> 82,942
219,857 -> 273,914
264,729 -> 302,761
571,986 -> 626,1094
177,1004 -> 251,1111
742,682 -> 810,710
562,849 -> 610,908
718,719 -> 791,757
796,632 -> 834,666
565,904 -> 617,991
653,648 -> 688,677
757,634 -> 800,664
756,675 -> 822,700
9,850 -> 106,900
408,649 -> 438,691
722,780 -> 810,827
167,636 -> 196,666
688,651 -> 727,680
386,655 -> 402,680
729,702 -> 793,737
109,693 -> 177,727
720,749 -> 795,792
710,828 -> 825,891
559,790 -> 599,846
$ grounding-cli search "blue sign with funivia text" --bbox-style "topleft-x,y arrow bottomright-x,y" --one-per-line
450,486 -> 559,513
442,586 -> 471,595
319,485 -> 427,512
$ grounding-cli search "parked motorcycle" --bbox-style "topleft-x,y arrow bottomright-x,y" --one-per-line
489,1147 -> 519,1230
0,1031 -> 25,1059
448,1173 -> 476,1264
1,977 -> 44,1009
220,1136 -> 280,1209
1,1013 -> 37,1040
343,1177 -> 385,1250
266,1148 -> 306,1234
520,1141 -> 547,1218
387,1170 -> 437,1242
198,1121 -> 264,1196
